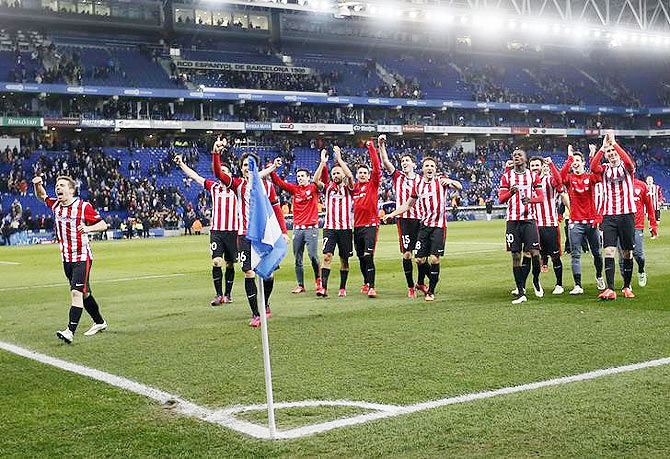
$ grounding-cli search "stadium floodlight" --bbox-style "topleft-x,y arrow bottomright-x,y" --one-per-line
508,20 -> 517,30
460,15 -> 469,25
631,34 -> 639,43
664,37 -> 670,46
408,10 -> 418,20
640,35 -> 649,44
429,10 -> 453,25
593,29 -> 601,38
551,24 -> 561,35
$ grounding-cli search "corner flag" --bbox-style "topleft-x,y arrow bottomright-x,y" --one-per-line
245,157 -> 288,280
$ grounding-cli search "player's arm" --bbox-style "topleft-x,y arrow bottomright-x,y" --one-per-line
644,186 -> 659,236
545,157 -> 562,188
439,176 -> 462,191
174,155 -> 206,187
383,197 -> 416,222
78,203 -> 108,234
377,134 -> 395,174
32,176 -> 47,202
561,192 -> 570,211
313,149 -> 328,191
211,137 -> 233,186
589,136 -> 607,174
268,187 -> 288,240
498,174 -> 516,204
259,162 -> 276,179
612,141 -> 635,174
367,140 -> 381,186
268,158 -> 298,193
528,178 -> 545,204
560,148 -> 574,184
333,146 -> 354,182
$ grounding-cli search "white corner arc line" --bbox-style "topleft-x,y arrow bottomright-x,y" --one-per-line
1,340 -> 668,441
0,261 -> 21,265
0,274 -> 185,292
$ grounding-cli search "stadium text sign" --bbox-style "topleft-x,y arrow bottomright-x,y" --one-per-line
176,60 -> 312,75
1,117 -> 42,127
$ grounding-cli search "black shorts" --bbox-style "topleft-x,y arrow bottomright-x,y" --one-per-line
397,218 -> 421,253
63,260 -> 92,293
506,220 -> 540,253
237,236 -> 252,272
354,226 -> 378,258
602,213 -> 635,251
538,226 -> 561,257
416,225 -> 446,258
210,230 -> 237,262
322,229 -> 353,258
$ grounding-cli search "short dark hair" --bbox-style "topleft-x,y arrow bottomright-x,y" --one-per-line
296,168 -> 310,176
572,151 -> 584,160
529,156 -> 543,164
221,162 -> 232,172
240,152 -> 260,167
422,156 -> 437,166
356,164 -> 370,172
400,153 -> 416,163
56,175 -> 76,190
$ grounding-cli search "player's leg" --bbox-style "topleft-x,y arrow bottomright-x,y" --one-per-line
354,228 -> 369,292
238,237 -> 261,326
568,223 -> 585,293
221,232 -> 237,302
425,227 -> 446,301
210,232 -> 225,305
618,215 -> 635,295
634,230 -> 646,286
539,228 -> 549,272
320,229 -> 335,296
338,230 -> 353,296
292,229 -> 306,292
364,227 -> 379,297
599,216 -> 619,299
57,262 -> 86,343
77,259 -> 106,336
544,227 -> 563,294
305,228 -> 321,290
507,221 -> 528,303
585,225 -> 604,289
415,226 -> 431,296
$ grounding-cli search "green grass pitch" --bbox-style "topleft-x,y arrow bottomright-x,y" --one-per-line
1,217 -> 669,457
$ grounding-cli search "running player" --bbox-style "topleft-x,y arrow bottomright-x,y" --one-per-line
32,175 -> 108,343
617,177 -> 658,287
174,154 -> 238,305
528,156 -> 564,294
211,137 -> 289,327
589,131 -> 636,300
498,148 -> 545,304
340,140 -> 382,298
266,157 -> 322,295
377,134 -> 422,298
560,145 -> 605,295
646,176 -> 662,230
383,157 -> 462,301
314,147 -> 354,297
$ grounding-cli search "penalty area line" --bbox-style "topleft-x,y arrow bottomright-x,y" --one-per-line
1,341 -> 669,440
0,273 -> 186,292
0,261 -> 21,265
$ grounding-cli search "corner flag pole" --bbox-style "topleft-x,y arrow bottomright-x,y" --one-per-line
257,278 -> 277,438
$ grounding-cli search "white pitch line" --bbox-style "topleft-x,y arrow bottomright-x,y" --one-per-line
0,273 -> 185,292
0,261 -> 21,265
1,340 -> 668,441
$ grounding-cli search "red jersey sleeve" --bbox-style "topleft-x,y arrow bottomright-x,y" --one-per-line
410,181 -> 419,199
271,171 -> 299,194
204,180 -> 215,191
368,142 -> 381,187
498,172 -> 513,204
45,197 -> 58,208
83,202 -> 102,224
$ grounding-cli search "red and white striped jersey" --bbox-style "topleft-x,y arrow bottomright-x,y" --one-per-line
647,183 -> 662,210
205,180 -> 239,232
45,197 -> 102,262
324,181 -> 354,230
227,178 -> 277,236
593,181 -> 605,218
533,174 -> 561,227
410,176 -> 450,228
500,169 -> 541,221
601,163 -> 636,216
392,170 -> 421,220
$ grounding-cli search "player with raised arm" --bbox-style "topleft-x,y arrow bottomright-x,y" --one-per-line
383,158 -> 462,301
32,175 -> 108,343
528,156 -> 565,294
265,157 -> 322,295
378,134 -> 422,298
349,140 -> 382,298
617,177 -> 658,287
590,131 -> 638,300
498,148 -> 545,305
314,147 -> 354,297
560,144 -> 605,295
174,154 -> 238,306
646,176 -> 663,230
211,137 -> 289,327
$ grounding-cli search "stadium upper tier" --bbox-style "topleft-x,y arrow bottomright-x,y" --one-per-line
1,31 -> 669,108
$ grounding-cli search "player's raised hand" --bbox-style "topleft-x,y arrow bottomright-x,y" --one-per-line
273,157 -> 283,169
378,134 -> 386,145
333,145 -> 342,158
320,149 -> 328,163
31,176 -> 43,185
567,145 -> 574,157
212,135 -> 227,154
588,144 -> 597,156
505,159 -> 514,169
543,157 -> 553,164
173,154 -> 184,166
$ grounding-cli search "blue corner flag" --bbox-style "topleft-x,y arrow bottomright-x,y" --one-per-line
245,157 -> 288,280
